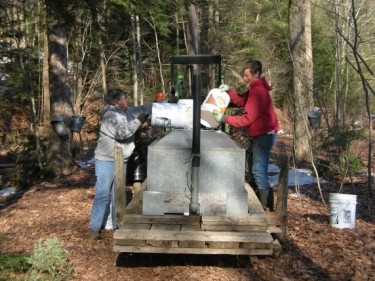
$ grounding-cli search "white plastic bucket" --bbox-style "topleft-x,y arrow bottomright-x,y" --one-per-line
151,99 -> 193,129
329,193 -> 357,229
201,88 -> 230,128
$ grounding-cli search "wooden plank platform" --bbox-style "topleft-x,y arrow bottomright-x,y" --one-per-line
113,229 -> 273,255
113,245 -> 273,255
201,214 -> 268,232
113,181 -> 283,256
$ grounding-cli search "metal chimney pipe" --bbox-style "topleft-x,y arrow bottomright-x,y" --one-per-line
189,71 -> 201,214
170,55 -> 221,214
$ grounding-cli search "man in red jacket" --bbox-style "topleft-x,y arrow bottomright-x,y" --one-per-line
214,59 -> 279,211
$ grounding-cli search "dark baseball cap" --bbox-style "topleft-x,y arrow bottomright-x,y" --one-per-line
106,89 -> 128,104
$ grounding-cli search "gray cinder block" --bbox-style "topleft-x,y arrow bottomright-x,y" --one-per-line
144,130 -> 247,215
142,191 -> 165,215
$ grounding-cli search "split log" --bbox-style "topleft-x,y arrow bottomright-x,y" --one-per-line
114,146 -> 126,228
275,155 -> 289,241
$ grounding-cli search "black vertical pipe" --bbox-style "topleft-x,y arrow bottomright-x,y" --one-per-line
170,55 -> 221,214
171,63 -> 175,89
217,63 -> 222,87
192,72 -> 201,154
190,70 -> 201,214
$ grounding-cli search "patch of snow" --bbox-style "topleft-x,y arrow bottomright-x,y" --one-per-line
358,172 -> 375,178
77,157 -> 95,169
268,163 -> 280,173
290,192 -> 305,198
0,187 -> 16,197
268,164 -> 324,187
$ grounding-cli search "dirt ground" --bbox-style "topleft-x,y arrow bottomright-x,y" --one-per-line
1,132 -> 375,281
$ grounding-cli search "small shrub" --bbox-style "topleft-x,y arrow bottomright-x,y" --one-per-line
27,237 -> 71,281
0,252 -> 29,272
0,253 -> 29,281
347,155 -> 364,175
319,124 -> 365,180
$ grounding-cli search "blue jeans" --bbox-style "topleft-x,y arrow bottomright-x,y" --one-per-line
247,134 -> 276,191
89,160 -> 124,232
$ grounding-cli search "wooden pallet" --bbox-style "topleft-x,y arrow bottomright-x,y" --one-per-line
113,183 -> 283,255
113,148 -> 289,256
114,228 -> 274,255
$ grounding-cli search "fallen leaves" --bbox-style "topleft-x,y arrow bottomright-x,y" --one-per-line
1,150 -> 375,280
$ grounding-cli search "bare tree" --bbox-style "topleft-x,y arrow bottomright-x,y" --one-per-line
289,0 -> 314,163
42,29 -> 50,129
336,0 -> 374,196
130,11 -> 140,106
45,0 -> 76,176
145,16 -> 166,95
97,1 -> 108,98
22,2 -> 43,170
136,14 -> 145,105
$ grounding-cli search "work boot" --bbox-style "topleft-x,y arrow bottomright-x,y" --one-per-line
248,181 -> 258,192
257,189 -> 269,211
89,229 -> 102,241
267,189 -> 274,212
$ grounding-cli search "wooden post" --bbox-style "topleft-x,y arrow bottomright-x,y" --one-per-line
114,146 -> 126,228
275,155 -> 289,241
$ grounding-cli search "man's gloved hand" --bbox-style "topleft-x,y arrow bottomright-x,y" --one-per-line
213,109 -> 224,123
219,84 -> 229,92
137,113 -> 148,124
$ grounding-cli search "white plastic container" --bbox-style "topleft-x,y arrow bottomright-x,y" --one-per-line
200,88 -> 230,128
329,193 -> 357,229
151,99 -> 193,129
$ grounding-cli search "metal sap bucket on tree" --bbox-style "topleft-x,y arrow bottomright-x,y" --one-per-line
51,117 -> 68,137
70,115 -> 86,133
308,107 -> 321,129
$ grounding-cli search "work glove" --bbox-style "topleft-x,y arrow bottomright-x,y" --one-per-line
219,84 -> 229,92
213,109 -> 224,123
137,113 -> 148,124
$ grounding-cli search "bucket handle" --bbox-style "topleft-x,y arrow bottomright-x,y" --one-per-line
329,201 -> 351,217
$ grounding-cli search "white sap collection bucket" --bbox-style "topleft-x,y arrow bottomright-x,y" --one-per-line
151,88 -> 230,129
200,88 -> 230,128
151,99 -> 193,129
329,193 -> 357,229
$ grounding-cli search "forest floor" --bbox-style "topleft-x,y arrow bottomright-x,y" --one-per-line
1,131 -> 375,281
1,101 -> 375,281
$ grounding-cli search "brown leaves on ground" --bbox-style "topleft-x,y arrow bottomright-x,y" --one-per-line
1,166 -> 374,281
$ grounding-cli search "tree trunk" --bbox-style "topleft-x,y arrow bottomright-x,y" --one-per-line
46,20 -> 76,176
289,0 -> 314,163
187,4 -> 200,55
43,27 -> 50,130
22,4 -> 43,170
149,16 -> 165,96
99,41 -> 107,98
93,2 -> 107,98
136,15 -> 144,105
334,0 -> 341,127
187,3 -> 200,95
131,12 -> 138,106
72,13 -> 85,115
